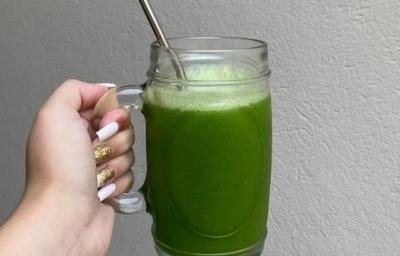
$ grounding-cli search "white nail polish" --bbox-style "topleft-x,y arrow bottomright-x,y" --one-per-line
97,83 -> 117,88
96,122 -> 119,142
98,183 -> 117,202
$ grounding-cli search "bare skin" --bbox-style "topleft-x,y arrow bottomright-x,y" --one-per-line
0,80 -> 134,255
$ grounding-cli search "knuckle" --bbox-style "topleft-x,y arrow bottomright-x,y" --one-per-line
126,171 -> 134,191
118,129 -> 134,152
127,127 -> 135,146
127,150 -> 135,167
119,140 -> 132,154
60,79 -> 81,91
62,79 -> 80,87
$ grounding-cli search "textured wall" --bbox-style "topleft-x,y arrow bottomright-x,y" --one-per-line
1,0 -> 399,255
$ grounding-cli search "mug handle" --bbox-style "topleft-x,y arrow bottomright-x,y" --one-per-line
93,83 -> 147,214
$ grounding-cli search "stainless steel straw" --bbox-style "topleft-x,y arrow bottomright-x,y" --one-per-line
138,0 -> 187,79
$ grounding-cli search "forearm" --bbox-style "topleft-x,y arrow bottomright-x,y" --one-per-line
0,187 -> 92,255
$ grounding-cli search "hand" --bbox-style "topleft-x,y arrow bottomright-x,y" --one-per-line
0,80 -> 134,255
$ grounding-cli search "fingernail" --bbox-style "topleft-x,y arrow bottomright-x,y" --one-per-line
96,122 -> 119,142
97,167 -> 115,188
98,183 -> 117,202
94,144 -> 112,164
97,83 -> 117,88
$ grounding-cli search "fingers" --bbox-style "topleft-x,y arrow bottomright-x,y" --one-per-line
93,127 -> 134,164
94,108 -> 132,141
94,106 -> 135,202
92,86 -> 119,118
97,150 -> 134,188
93,107 -> 133,164
97,171 -> 134,202
112,171 -> 135,196
98,108 -> 132,131
45,80 -> 114,112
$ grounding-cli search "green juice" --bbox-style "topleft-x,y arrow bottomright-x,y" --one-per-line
142,66 -> 272,255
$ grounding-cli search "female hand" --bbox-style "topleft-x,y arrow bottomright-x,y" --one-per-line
0,80 -> 134,255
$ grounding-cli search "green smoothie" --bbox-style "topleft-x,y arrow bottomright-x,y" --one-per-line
142,65 -> 272,255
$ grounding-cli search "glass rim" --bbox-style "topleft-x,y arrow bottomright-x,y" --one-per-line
151,36 -> 268,52
147,71 -> 271,86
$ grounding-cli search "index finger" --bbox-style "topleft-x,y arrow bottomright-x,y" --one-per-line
47,80 -> 112,112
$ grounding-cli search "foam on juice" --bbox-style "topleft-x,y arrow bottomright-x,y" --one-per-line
143,64 -> 269,111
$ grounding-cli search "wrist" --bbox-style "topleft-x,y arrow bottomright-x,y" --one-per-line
25,178 -> 97,220
24,182 -> 97,228
0,184 -> 97,255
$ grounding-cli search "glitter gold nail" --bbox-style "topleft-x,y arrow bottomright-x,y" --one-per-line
97,167 -> 115,188
94,144 -> 112,164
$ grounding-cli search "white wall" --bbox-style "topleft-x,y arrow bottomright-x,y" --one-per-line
0,0 -> 399,255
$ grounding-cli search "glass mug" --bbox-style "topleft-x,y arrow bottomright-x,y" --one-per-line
94,37 -> 272,256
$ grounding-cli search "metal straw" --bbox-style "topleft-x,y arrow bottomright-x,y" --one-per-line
138,0 -> 187,79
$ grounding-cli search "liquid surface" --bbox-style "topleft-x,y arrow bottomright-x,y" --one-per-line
144,64 -> 267,111
142,65 -> 272,255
